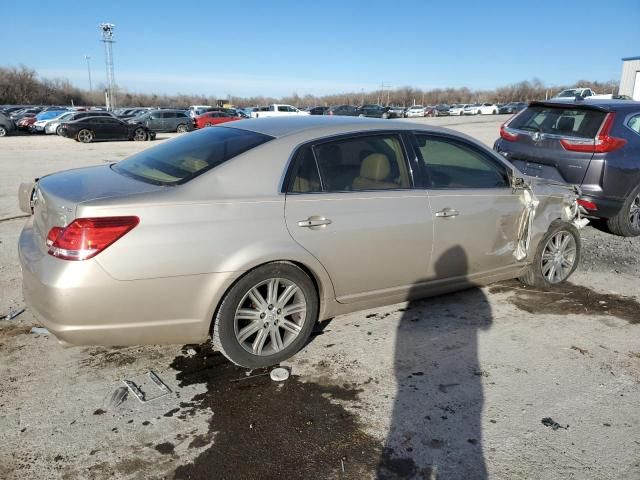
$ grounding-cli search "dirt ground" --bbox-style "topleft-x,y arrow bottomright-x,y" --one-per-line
1,117 -> 639,480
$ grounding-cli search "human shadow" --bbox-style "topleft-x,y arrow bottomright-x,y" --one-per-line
378,246 -> 492,479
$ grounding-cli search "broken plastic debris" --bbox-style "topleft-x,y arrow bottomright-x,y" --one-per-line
514,188 -> 540,261
30,326 -> 49,335
2,307 -> 26,321
107,386 -> 129,410
123,371 -> 172,403
541,417 -> 569,430
185,348 -> 197,357
270,367 -> 290,382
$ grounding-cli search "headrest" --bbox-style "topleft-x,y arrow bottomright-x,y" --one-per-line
557,116 -> 575,132
360,153 -> 390,181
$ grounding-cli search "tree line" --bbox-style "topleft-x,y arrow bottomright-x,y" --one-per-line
0,65 -> 620,108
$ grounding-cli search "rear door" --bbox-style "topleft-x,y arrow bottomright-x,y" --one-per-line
284,132 -> 433,304
500,104 -> 606,184
414,133 -> 524,282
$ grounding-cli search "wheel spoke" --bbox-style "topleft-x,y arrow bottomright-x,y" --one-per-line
560,234 -> 570,250
235,308 -> 261,321
542,260 -> 553,275
546,263 -> 557,281
237,321 -> 262,343
282,303 -> 305,317
252,328 -> 269,355
281,319 -> 302,335
270,328 -> 284,352
267,278 -> 279,305
248,287 -> 268,310
277,284 -> 298,308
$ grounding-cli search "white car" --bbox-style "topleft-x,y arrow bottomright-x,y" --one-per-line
463,104 -> 481,115
448,104 -> 467,115
478,103 -> 499,115
405,105 -> 427,117
251,104 -> 310,118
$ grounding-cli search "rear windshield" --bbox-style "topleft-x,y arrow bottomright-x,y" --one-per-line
509,106 -> 606,139
113,127 -> 273,185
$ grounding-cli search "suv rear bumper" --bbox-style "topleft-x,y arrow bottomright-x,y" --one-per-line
579,194 -> 623,219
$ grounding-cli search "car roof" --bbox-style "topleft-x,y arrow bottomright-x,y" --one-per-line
223,115 -> 456,139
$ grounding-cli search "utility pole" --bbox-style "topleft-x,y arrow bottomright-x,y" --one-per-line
84,55 -> 92,91
380,81 -> 391,105
100,23 -> 116,111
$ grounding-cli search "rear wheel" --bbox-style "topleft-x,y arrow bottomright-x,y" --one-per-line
606,185 -> 640,237
77,129 -> 93,143
133,127 -> 147,141
0,126 -> 7,137
56,125 -> 64,136
382,112 -> 389,119
358,114 -> 365,118
176,123 -> 188,133
211,262 -> 318,368
519,221 -> 580,288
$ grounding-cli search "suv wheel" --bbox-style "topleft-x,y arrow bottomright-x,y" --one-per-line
606,185 -> 640,237
211,262 -> 318,368
176,124 -> 188,133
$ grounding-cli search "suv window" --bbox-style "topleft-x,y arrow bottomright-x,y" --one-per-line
312,134 -> 411,192
510,106 -> 606,139
113,127 -> 273,186
627,114 -> 640,135
416,135 -> 509,189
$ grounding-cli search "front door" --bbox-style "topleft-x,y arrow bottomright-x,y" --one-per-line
414,133 -> 524,282
284,133 -> 433,304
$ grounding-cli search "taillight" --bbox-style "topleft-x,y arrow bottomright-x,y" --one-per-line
499,124 -> 519,142
47,216 -> 139,261
577,199 -> 597,211
560,113 -> 627,153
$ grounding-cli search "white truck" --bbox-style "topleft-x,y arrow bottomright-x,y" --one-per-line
553,88 -> 613,100
250,104 -> 310,118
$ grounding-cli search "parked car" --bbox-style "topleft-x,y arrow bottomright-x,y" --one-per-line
463,104 -> 481,115
51,111 -> 114,136
387,106 -> 406,118
31,110 -> 70,133
326,105 -> 359,116
118,108 -> 151,120
128,109 -> 193,133
251,104 -> 310,118
0,112 -> 16,136
498,102 -> 527,115
494,99 -> 640,236
307,106 -> 329,115
194,111 -> 243,129
478,103 -> 499,115
552,88 -> 612,100
17,115 -> 38,130
18,116 -> 584,368
435,104 -> 450,116
449,104 -> 466,116
405,105 -> 428,117
425,106 -> 439,117
188,105 -> 213,118
355,104 -> 397,119
11,107 -> 43,121
59,117 -> 155,143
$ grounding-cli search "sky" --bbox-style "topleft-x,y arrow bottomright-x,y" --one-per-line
1,0 -> 638,98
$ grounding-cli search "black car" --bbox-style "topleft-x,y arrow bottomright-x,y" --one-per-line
326,105 -> 359,116
355,104 -> 397,119
435,104 -> 450,116
494,99 -> 640,236
0,112 -> 16,137
308,106 -> 329,115
498,102 -> 527,115
60,116 -> 155,143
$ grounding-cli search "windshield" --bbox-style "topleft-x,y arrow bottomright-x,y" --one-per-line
113,127 -> 273,185
557,89 -> 578,98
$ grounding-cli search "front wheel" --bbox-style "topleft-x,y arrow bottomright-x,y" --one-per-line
0,126 -> 7,137
77,129 -> 93,143
606,185 -> 640,237
211,262 -> 318,368
519,221 -> 581,288
133,127 -> 147,141
176,123 -> 188,133
382,112 -> 389,119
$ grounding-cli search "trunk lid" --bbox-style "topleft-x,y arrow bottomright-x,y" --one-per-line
31,164 -> 163,248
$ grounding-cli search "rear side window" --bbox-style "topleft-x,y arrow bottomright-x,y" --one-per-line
627,114 -> 640,135
286,146 -> 322,193
113,127 -> 272,185
510,106 -> 606,138
416,135 -> 509,189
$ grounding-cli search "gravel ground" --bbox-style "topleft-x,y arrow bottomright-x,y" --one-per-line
1,117 -> 639,480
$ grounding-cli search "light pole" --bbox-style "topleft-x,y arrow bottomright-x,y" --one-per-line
84,55 -> 92,91
100,23 -> 116,111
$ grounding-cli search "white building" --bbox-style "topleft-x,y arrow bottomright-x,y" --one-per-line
619,56 -> 640,100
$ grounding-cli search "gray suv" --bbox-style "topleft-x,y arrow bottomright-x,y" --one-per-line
128,109 -> 192,133
0,112 -> 16,136
494,99 -> 640,236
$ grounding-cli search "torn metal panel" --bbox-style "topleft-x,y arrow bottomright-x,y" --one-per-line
514,187 -> 540,261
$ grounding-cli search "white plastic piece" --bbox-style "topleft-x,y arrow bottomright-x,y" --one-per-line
270,367 -> 290,382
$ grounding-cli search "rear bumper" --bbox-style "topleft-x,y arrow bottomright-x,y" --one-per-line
578,194 -> 624,219
19,218 -> 238,347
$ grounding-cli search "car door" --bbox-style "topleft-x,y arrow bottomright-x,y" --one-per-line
284,132 -> 434,304
413,133 -> 524,282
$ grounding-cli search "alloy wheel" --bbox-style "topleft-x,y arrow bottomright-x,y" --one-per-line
0,126 -> 6,137
77,129 -> 93,143
540,231 -> 577,284
629,193 -> 640,231
133,128 -> 147,141
233,277 -> 307,356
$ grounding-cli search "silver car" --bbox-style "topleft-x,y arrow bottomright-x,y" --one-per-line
18,117 -> 586,367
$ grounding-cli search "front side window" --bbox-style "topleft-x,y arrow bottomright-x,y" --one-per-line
416,135 -> 509,189
113,127 -> 272,185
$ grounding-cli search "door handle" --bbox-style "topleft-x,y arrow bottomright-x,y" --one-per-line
435,208 -> 459,218
297,216 -> 332,229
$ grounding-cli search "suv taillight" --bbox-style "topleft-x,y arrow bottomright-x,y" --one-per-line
560,113 -> 627,153
47,216 -> 139,261
499,124 -> 519,142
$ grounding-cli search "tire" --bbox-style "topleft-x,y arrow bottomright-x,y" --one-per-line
133,127 -> 147,141
519,220 -> 581,288
606,184 -> 640,237
493,110 -> 498,114
211,262 -> 319,368
205,122 -> 213,127
0,126 -> 7,137
176,123 -> 188,133
56,125 -> 64,136
77,129 -> 93,143
382,113 -> 389,119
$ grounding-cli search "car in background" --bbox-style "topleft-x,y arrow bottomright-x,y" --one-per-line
59,116 -> 155,143
17,116 -> 584,368
326,105 -> 359,116
31,110 -> 70,133
478,103 -> 499,115
463,104 -> 481,115
499,102 -> 527,115
50,111 -> 114,136
405,105 -> 428,117
449,104 -> 467,116
118,108 -> 151,120
188,105 -> 213,118
425,106 -> 439,117
307,106 -> 329,115
0,112 -> 16,137
387,106 -> 406,118
251,105 -> 310,118
194,111 -> 243,129
494,99 -> 640,236
355,104 -> 397,119
17,115 -> 39,130
553,88 -> 595,99
434,104 -> 450,116
128,109 -> 193,133
11,107 -> 43,122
